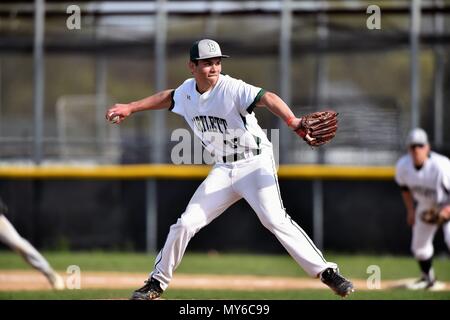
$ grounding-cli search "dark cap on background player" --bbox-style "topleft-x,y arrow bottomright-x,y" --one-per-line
190,39 -> 230,61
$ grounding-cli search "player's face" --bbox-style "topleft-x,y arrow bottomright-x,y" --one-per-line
408,143 -> 430,166
189,58 -> 222,87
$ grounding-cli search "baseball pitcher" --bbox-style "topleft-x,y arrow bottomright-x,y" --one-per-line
106,39 -> 353,299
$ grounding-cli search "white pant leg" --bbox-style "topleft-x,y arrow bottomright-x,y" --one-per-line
411,215 -> 439,260
234,154 -> 336,277
0,214 -> 54,277
151,165 -> 241,290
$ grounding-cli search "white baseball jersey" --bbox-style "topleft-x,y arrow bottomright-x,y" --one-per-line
395,152 -> 450,211
395,152 -> 450,260
170,74 -> 272,162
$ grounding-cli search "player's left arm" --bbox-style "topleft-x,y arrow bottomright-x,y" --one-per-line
255,91 -> 300,129
437,166 -> 450,220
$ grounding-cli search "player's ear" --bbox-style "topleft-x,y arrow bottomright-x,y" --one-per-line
188,61 -> 196,74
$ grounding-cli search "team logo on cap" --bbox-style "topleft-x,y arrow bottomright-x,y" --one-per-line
207,42 -> 216,52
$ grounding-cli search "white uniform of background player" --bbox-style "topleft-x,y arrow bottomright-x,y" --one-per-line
395,128 -> 450,290
0,197 -> 64,290
106,39 -> 354,299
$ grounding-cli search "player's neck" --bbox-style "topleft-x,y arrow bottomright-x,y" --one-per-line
195,77 -> 219,94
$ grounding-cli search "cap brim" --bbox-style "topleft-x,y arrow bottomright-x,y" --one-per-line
194,55 -> 230,60
408,141 -> 428,146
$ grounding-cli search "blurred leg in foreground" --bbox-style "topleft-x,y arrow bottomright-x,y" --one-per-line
0,198 -> 65,290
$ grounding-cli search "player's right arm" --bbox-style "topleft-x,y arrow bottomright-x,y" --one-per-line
106,89 -> 174,124
395,157 -> 415,226
400,188 -> 415,226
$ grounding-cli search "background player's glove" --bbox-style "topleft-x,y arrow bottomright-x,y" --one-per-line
420,206 -> 450,225
293,111 -> 338,147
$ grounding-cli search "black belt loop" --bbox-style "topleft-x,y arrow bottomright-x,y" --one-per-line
222,149 -> 261,163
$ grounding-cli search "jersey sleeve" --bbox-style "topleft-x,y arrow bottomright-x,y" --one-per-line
436,161 -> 450,205
169,89 -> 184,117
394,159 -> 406,187
169,79 -> 192,117
233,79 -> 266,115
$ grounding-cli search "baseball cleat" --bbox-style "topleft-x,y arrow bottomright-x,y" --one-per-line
130,277 -> 163,300
320,268 -> 354,298
406,277 -> 445,291
406,277 -> 431,290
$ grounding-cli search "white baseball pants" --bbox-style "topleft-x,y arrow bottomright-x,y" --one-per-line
151,153 -> 336,290
411,211 -> 450,260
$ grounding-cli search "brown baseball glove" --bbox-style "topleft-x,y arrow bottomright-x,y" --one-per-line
293,110 -> 339,147
420,206 -> 450,225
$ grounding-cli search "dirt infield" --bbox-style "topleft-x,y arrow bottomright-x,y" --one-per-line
1,270 -> 450,292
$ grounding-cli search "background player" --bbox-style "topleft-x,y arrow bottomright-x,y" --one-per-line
0,197 -> 65,290
106,39 -> 353,300
395,128 -> 450,290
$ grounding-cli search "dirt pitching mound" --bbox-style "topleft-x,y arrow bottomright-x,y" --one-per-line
1,270 -> 449,292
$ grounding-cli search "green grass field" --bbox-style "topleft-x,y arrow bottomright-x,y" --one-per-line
1,288 -> 449,300
0,251 -> 449,300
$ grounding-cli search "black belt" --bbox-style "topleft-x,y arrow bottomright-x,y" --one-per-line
222,149 -> 261,163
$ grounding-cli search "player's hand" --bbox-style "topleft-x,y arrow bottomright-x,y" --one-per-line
105,103 -> 133,124
407,210 -> 415,226
441,205 -> 450,220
